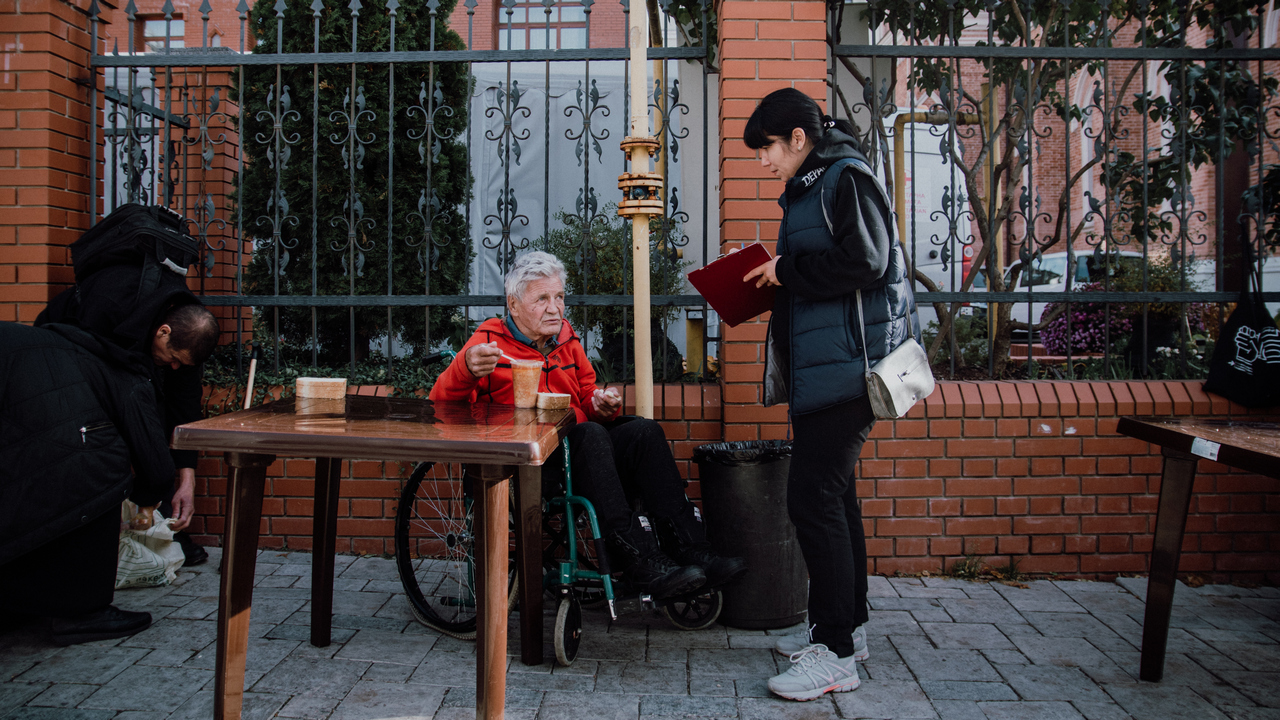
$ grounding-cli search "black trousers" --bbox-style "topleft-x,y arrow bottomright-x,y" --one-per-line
543,418 -> 692,539
788,395 -> 875,658
0,508 -> 118,618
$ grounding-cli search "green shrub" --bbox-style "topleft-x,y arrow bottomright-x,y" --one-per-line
541,206 -> 690,381
924,312 -> 990,369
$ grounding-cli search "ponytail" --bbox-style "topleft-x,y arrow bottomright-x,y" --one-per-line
745,88 -> 858,149
822,114 -> 857,137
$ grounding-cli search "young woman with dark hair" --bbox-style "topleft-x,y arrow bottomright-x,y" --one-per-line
741,87 -> 921,701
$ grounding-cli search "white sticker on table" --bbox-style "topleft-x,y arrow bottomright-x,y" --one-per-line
1190,437 -> 1220,461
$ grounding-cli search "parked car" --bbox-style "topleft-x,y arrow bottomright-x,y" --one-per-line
910,243 -> 982,332
927,248 -> 1279,342
970,251 -> 1143,341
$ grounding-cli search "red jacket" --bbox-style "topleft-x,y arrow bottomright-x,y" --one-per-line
429,317 -> 618,424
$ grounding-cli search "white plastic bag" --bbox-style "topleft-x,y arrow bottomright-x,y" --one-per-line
116,501 -> 185,589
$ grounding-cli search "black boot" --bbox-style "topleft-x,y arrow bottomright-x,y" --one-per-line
661,504 -> 748,588
609,514 -> 706,600
50,606 -> 151,646
174,531 -> 208,567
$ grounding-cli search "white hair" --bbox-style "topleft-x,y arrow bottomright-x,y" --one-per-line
505,251 -> 567,302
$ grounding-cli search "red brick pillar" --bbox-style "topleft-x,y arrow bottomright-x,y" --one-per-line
716,0 -> 828,441
0,0 -> 102,324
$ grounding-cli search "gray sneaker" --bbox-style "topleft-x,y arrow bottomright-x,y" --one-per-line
774,625 -> 868,661
767,643 -> 861,701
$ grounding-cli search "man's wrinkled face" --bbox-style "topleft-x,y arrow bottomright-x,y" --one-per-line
151,325 -> 194,370
508,276 -> 566,346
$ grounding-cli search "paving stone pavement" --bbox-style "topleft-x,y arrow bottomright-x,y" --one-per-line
2,549 -> 1279,719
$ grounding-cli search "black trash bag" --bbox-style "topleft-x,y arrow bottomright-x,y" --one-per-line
693,440 -> 793,467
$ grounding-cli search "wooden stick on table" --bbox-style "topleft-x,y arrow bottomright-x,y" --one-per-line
242,343 -> 262,410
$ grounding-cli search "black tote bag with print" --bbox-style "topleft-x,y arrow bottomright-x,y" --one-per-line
1203,249 -> 1280,408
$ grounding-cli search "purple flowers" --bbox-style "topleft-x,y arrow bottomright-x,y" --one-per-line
1040,283 -> 1133,355
1040,282 -> 1208,356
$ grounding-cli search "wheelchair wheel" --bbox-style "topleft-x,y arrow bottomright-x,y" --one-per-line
553,592 -> 583,666
662,588 -> 722,631
394,462 -> 517,640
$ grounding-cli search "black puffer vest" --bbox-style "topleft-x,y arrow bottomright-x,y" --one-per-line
772,157 -> 918,415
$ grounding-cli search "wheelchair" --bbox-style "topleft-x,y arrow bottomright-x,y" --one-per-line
394,438 -> 723,666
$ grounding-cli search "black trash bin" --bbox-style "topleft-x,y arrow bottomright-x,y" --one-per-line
695,441 -> 806,629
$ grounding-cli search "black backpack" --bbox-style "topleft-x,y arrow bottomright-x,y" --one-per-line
70,204 -> 200,283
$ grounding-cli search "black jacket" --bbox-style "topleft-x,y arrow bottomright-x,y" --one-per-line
36,263 -> 203,470
0,322 -> 175,565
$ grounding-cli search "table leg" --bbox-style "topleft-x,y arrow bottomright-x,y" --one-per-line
311,457 -> 343,647
474,464 -> 509,720
214,451 -> 275,720
515,464 -> 544,666
1139,448 -> 1198,682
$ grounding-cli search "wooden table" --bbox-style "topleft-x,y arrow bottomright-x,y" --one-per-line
1116,416 -> 1280,682
172,396 -> 573,720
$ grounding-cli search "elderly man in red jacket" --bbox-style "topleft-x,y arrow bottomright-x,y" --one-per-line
431,251 -> 745,601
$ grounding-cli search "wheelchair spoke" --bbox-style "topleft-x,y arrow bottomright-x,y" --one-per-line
394,462 -> 518,641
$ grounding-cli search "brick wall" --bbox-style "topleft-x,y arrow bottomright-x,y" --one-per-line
187,379 -> 1279,584
716,0 -> 827,443
858,380 -> 1279,584
96,0 -> 245,52
447,0 -> 627,51
0,0 -> 100,323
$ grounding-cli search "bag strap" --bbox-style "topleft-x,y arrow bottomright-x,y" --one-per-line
819,157 -> 917,345
855,288 -> 872,376
1246,238 -> 1267,312
818,158 -> 858,232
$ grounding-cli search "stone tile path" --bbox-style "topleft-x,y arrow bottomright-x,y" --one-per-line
2,548 -> 1279,719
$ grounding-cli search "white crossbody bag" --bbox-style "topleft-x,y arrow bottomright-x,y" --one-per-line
855,289 -> 935,419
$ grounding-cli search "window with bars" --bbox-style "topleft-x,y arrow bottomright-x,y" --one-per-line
496,3 -> 587,50
139,17 -> 185,52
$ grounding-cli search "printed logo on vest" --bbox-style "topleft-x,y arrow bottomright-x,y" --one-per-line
798,166 -> 825,188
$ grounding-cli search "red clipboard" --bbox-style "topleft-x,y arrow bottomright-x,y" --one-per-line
687,243 -> 775,327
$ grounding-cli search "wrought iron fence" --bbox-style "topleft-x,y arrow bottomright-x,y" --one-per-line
829,0 -> 1280,381
88,0 -> 714,385
89,0 -> 1280,386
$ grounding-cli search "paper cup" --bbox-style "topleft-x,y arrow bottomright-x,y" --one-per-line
509,358 -> 542,408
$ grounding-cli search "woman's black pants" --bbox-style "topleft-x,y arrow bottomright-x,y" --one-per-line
788,394 -> 876,658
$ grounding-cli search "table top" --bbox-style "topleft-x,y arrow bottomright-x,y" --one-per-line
1116,416 -> 1280,480
172,396 -> 574,465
